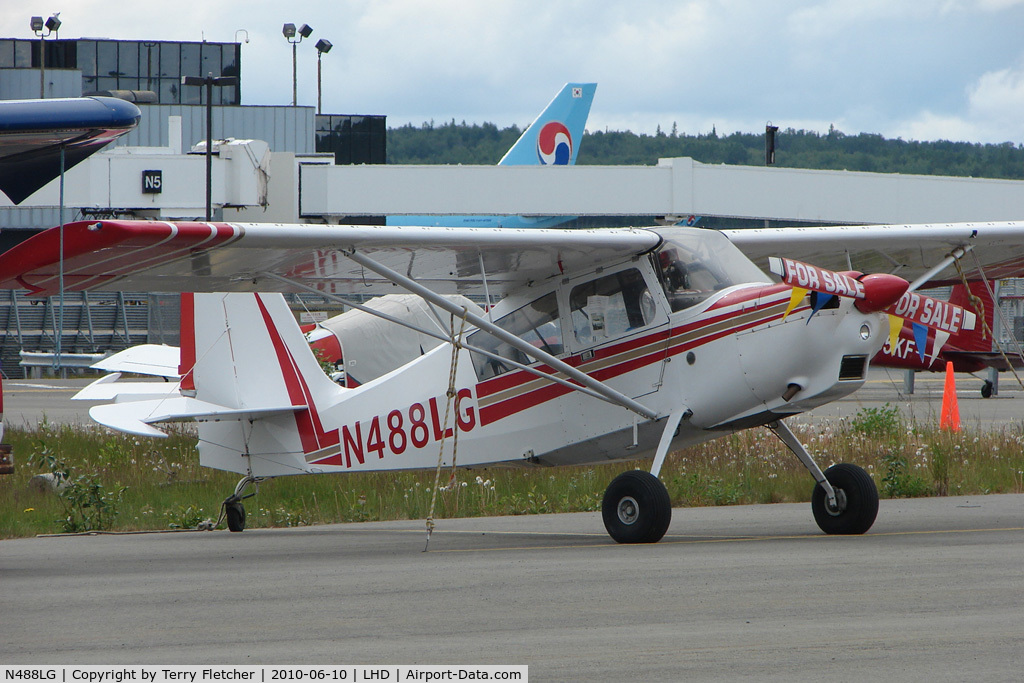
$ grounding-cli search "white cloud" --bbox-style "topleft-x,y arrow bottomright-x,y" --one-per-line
890,63 -> 1024,143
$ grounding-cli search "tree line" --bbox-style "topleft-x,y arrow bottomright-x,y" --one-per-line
387,120 -> 1024,180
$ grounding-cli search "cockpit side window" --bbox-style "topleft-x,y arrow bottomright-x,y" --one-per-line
654,246 -> 723,312
651,228 -> 772,312
468,291 -> 562,380
569,268 -> 657,346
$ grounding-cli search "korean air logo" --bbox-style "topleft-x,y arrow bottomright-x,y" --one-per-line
537,121 -> 572,165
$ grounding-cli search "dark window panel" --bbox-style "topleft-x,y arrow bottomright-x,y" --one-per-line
181,78 -> 202,105
41,40 -> 76,68
200,43 -> 220,78
159,41 -> 179,78
0,40 -> 13,68
159,77 -> 180,104
119,42 -> 139,77
97,41 -> 119,76
77,40 -> 97,76
180,43 -> 200,79
216,85 -> 237,106
14,40 -> 32,68
221,44 -> 239,77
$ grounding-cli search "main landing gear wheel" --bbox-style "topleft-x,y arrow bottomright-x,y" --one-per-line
602,470 -> 672,544
222,475 -> 260,532
811,463 -> 878,535
225,499 -> 246,532
981,380 -> 994,399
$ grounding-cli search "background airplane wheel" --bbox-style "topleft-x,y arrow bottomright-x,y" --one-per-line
225,501 -> 246,532
602,470 -> 671,543
981,380 -> 994,399
811,463 -> 878,535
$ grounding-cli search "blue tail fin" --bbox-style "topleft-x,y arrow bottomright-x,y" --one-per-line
498,82 -> 596,166
387,82 -> 597,228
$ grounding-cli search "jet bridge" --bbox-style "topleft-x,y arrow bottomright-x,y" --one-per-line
298,156 -> 1024,225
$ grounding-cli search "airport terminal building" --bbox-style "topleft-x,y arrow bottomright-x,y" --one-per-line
0,35 -> 386,377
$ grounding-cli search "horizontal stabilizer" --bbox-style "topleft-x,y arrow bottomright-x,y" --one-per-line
73,373 -> 182,402
89,397 -> 307,438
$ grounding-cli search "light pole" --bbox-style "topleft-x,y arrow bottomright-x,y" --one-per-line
282,23 -> 312,106
181,73 -> 238,221
30,13 -> 61,98
315,39 -> 332,114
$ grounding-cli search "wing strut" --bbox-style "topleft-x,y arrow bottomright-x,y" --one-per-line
339,248 -> 662,421
907,246 -> 972,292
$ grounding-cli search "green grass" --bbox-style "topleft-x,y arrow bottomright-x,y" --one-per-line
2,407 -> 1024,539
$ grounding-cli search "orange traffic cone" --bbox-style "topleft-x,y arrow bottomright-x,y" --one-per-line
940,361 -> 960,432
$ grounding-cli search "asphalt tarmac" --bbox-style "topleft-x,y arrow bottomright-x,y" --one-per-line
2,495 -> 1023,680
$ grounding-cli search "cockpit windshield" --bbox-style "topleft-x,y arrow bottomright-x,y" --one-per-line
652,227 -> 771,312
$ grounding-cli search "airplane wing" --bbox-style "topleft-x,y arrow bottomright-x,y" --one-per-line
724,222 -> 1024,286
0,96 -> 141,204
0,220 -> 662,298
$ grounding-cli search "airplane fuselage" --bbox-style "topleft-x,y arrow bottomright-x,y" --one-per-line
194,252 -> 887,477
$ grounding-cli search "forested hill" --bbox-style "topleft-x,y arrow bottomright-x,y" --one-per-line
387,121 -> 1024,179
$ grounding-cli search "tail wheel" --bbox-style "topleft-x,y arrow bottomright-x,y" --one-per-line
225,501 -> 246,532
811,463 -> 878,535
602,470 -> 672,544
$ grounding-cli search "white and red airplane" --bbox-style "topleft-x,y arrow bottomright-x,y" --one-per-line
1,219 -> 1019,542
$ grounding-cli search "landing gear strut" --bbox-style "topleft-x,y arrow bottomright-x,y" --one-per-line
769,420 -> 878,535
222,475 -> 261,532
602,470 -> 672,543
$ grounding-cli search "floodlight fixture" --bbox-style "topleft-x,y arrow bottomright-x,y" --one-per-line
315,38 -> 332,54
284,21 -> 313,105
32,13 -> 62,98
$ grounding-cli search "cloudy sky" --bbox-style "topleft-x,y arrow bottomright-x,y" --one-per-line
5,0 -> 1024,143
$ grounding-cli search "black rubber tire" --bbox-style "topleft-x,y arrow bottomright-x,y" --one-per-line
602,470 -> 672,543
981,381 -> 993,399
225,501 -> 246,532
811,463 -> 878,535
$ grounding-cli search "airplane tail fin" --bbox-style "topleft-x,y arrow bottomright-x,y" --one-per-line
948,281 -> 993,352
90,292 -> 348,475
186,292 -> 347,474
498,82 -> 596,166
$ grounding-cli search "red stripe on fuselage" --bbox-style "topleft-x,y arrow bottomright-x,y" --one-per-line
254,294 -> 339,456
477,288 -> 795,425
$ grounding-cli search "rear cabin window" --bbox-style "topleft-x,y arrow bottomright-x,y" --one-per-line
468,291 -> 562,380
569,268 -> 656,346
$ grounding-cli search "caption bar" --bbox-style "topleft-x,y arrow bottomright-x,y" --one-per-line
1,668 -> 527,683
